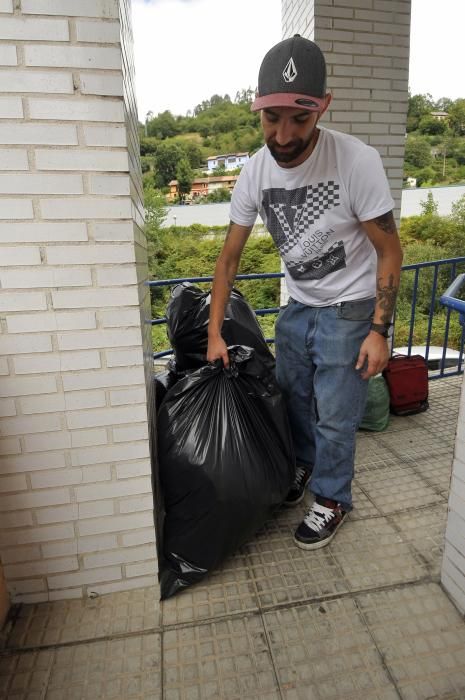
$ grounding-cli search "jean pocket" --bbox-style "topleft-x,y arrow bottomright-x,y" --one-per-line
336,297 -> 376,321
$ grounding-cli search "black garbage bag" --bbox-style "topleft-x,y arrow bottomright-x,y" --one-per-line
165,282 -> 275,371
152,359 -> 182,413
157,345 -> 295,599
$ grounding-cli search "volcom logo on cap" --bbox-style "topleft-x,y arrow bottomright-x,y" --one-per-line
283,57 -> 297,83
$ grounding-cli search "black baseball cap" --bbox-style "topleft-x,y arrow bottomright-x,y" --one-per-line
251,35 -> 327,113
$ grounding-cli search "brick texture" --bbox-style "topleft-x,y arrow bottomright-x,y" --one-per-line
0,0 -> 158,602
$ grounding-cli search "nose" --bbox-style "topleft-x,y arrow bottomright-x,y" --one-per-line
274,119 -> 293,145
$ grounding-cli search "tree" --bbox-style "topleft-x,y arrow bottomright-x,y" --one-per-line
153,141 -> 185,187
143,185 -> 167,275
407,92 -> 434,132
176,157 -> 193,202
404,136 -> 432,168
448,99 -> 465,136
147,110 -> 179,139
182,141 -> 203,169
418,115 -> 447,136
420,191 -> 439,216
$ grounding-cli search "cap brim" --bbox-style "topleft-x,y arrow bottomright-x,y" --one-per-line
251,92 -> 326,112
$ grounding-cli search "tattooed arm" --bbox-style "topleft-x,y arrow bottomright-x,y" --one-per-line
355,210 -> 404,378
207,221 -> 253,367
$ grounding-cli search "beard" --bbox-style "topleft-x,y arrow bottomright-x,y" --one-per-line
266,132 -> 314,164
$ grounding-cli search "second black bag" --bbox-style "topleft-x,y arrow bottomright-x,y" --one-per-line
165,282 -> 275,371
157,345 -> 295,599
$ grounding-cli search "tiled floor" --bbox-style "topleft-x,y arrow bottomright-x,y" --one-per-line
1,376 -> 464,700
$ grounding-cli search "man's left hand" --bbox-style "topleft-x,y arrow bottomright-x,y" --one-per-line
355,332 -> 390,379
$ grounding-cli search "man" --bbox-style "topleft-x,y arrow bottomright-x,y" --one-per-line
207,35 -> 403,550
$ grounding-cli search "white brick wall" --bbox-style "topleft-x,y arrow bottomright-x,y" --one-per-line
0,0 -> 158,602
441,381 -> 465,615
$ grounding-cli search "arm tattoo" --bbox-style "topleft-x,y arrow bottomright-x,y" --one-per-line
377,273 -> 398,323
372,211 -> 397,235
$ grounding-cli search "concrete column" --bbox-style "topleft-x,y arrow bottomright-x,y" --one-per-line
0,0 -> 158,602
441,379 -> 465,614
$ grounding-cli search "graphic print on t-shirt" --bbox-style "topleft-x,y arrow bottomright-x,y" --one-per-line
262,181 -> 345,280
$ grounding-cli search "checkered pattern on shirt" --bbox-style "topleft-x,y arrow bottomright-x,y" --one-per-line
279,181 -> 340,255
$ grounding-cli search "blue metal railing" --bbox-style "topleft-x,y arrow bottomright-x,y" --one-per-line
440,273 -> 465,321
149,256 -> 465,379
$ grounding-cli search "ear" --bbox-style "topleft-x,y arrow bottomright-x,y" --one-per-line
318,93 -> 332,118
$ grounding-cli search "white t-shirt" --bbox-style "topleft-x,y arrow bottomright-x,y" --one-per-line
230,127 -> 395,306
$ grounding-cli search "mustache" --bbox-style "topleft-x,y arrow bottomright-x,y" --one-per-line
267,139 -> 302,149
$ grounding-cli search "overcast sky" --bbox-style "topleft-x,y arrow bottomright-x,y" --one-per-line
131,0 -> 465,120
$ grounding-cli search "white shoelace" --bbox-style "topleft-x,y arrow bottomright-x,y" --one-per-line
293,465 -> 306,488
303,503 -> 335,532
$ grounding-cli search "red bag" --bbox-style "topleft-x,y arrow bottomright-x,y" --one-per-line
382,354 -> 429,416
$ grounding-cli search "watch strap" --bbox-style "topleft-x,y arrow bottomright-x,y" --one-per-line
370,322 -> 392,338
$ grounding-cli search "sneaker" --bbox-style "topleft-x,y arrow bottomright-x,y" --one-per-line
294,497 -> 347,550
283,465 -> 312,507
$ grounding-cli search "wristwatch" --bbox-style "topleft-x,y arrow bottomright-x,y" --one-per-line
370,322 -> 393,338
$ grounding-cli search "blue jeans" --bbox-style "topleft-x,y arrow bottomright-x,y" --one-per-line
275,297 -> 375,511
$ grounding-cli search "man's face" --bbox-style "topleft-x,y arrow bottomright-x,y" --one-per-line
261,106 -> 323,167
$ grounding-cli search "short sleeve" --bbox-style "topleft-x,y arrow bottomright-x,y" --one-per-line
348,147 -> 395,222
229,165 -> 259,227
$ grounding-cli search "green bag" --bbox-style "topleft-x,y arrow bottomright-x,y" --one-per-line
359,375 -> 390,432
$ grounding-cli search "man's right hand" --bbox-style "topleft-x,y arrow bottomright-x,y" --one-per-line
207,334 -> 230,368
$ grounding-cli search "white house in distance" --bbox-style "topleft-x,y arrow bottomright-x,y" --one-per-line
206,152 -> 249,174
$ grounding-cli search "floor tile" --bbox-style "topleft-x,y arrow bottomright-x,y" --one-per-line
378,426 -> 451,461
354,435 -> 399,473
388,503 -> 448,578
163,614 -> 280,700
245,503 -> 348,609
44,634 -> 161,700
0,649 -> 53,699
410,408 -> 459,450
349,482 -> 382,520
356,582 -> 465,700
355,461 -> 444,515
330,517 -> 427,591
7,587 -> 160,651
407,452 -> 454,497
161,553 -> 258,627
263,598 -> 399,699
378,413 -> 418,434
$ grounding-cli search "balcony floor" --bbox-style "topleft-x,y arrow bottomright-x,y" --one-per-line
1,375 -> 465,700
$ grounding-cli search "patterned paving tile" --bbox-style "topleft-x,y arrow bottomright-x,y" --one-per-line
6,587 -> 160,650
378,426 -> 452,464
410,408 -> 459,451
356,582 -> 465,700
389,503 -> 448,578
330,517 -> 427,591
377,413 -> 418,434
347,481 -> 381,520
354,435 -> 400,473
163,614 -> 280,700
44,634 -> 161,700
263,598 -> 399,699
244,502 -> 348,609
0,649 -> 53,699
355,461 -> 444,515
408,452 -> 454,498
161,553 -> 258,627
